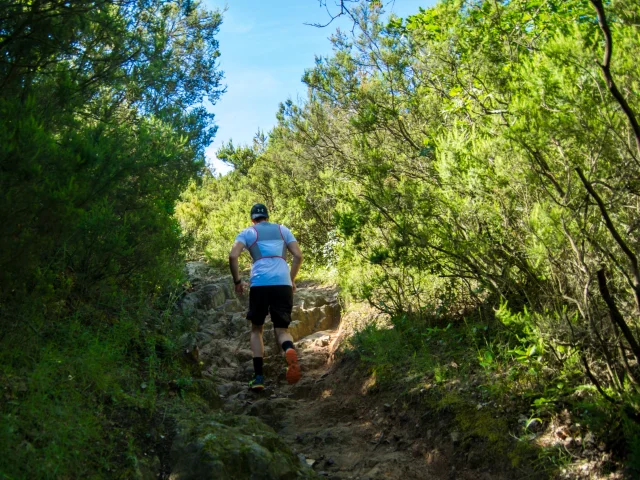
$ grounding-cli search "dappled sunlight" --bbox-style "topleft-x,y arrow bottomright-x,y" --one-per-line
360,373 -> 377,395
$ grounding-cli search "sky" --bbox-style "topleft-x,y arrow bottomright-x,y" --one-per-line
202,0 -> 436,175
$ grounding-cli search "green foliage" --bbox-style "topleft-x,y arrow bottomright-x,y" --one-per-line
346,313 -> 534,469
1,0 -> 223,316
176,0 -> 640,469
0,287 -> 214,478
216,134 -> 266,175
0,0 -> 224,476
345,306 -> 621,476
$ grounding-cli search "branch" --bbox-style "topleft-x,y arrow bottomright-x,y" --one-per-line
305,0 -> 358,28
306,1 -> 395,29
581,355 -> 619,405
576,167 -> 640,308
589,0 -> 640,158
597,268 -> 640,366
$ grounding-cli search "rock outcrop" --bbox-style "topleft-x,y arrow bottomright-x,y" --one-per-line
169,413 -> 316,480
177,262 -> 341,380
169,262 -> 342,479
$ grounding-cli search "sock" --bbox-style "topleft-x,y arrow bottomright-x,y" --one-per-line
281,341 -> 294,352
253,357 -> 264,376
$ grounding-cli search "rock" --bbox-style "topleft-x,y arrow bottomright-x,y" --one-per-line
295,290 -> 330,309
410,442 -> 424,457
216,368 -> 239,381
365,465 -> 382,477
555,426 -> 570,440
229,312 -> 250,335
301,351 -> 329,370
185,261 -> 216,285
198,319 -> 224,338
216,383 -> 241,397
245,398 -> 296,431
235,349 -> 254,363
198,283 -> 228,310
217,298 -> 244,314
169,413 -> 316,479
466,448 -> 484,469
136,454 -> 161,480
584,432 -> 596,448
288,302 -> 341,341
179,292 -> 200,315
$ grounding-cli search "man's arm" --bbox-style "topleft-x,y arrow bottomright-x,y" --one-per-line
229,241 -> 246,294
287,241 -> 303,292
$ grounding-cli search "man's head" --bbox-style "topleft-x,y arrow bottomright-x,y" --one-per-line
250,203 -> 269,223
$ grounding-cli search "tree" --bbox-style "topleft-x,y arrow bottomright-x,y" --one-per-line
0,0 -> 223,328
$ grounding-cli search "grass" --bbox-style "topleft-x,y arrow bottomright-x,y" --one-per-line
0,291 -> 215,479
342,305 -> 638,477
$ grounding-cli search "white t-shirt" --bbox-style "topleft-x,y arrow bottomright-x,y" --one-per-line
235,224 -> 297,287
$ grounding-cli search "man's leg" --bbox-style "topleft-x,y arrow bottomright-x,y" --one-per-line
247,287 -> 268,390
274,328 -> 294,351
274,327 -> 300,384
270,284 -> 300,384
251,323 -> 265,357
251,323 -> 265,378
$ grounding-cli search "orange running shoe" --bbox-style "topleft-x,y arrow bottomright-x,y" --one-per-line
285,348 -> 301,384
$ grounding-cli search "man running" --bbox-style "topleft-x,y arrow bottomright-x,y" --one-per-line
228,203 -> 303,391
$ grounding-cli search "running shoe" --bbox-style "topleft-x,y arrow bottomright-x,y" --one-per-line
285,349 -> 301,384
249,374 -> 265,391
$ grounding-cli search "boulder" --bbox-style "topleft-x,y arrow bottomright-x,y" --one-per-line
169,413 -> 317,479
289,303 -> 340,341
244,398 -> 297,431
180,292 -> 201,316
185,261 -> 214,285
198,284 -> 228,310
300,351 -> 329,371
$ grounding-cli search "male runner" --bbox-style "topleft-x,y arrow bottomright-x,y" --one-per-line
228,203 -> 303,391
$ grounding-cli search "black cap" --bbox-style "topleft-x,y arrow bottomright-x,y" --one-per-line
250,203 -> 269,220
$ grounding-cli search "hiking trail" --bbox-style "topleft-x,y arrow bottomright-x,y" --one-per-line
175,262 -> 503,480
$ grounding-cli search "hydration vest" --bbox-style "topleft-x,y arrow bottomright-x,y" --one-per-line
247,222 -> 287,264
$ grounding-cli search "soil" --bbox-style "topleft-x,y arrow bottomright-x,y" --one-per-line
203,296 -> 507,479
179,263 -> 625,480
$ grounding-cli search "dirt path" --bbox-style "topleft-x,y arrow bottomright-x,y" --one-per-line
181,262 -> 496,480
216,325 -> 436,479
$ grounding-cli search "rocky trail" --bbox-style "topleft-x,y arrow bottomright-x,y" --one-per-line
173,262 -> 502,480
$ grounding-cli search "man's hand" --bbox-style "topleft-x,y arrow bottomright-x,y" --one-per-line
287,241 -> 303,295
229,241 -> 245,295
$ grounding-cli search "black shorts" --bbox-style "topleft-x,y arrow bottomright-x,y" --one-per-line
247,286 -> 293,329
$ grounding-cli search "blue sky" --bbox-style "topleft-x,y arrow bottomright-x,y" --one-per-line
203,0 -> 436,174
